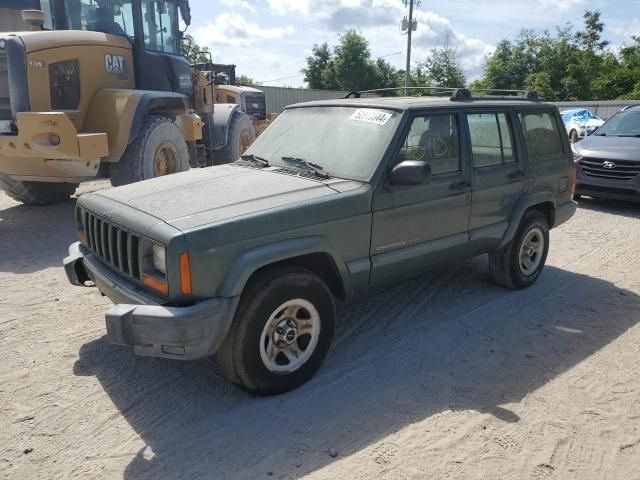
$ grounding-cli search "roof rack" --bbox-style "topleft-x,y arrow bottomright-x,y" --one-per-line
343,86 -> 459,99
343,87 -> 541,102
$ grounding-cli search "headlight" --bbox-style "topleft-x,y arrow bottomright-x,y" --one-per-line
49,60 -> 80,110
152,245 -> 166,274
571,144 -> 582,162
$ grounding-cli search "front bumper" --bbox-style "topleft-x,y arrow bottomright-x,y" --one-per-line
63,242 -> 239,360
576,164 -> 640,202
0,112 -> 108,182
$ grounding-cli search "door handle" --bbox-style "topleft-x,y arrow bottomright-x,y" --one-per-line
508,170 -> 526,180
450,181 -> 470,191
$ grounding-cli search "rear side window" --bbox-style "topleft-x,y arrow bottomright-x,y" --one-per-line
518,111 -> 564,162
467,112 -> 516,168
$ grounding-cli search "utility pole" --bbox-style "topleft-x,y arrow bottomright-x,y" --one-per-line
402,0 -> 419,96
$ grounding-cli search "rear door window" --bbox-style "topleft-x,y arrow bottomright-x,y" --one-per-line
518,111 -> 564,162
467,112 -> 516,168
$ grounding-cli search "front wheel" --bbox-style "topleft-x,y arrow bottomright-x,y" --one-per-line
215,266 -> 336,395
0,173 -> 77,205
489,210 -> 550,290
110,115 -> 190,187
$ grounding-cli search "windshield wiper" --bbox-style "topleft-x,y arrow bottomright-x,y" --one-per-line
608,134 -> 640,137
239,154 -> 270,167
281,157 -> 331,179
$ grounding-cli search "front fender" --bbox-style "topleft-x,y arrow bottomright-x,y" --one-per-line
216,236 -> 349,298
498,192 -> 556,249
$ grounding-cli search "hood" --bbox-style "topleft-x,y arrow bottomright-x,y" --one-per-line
94,165 -> 359,231
574,135 -> 640,161
15,30 -> 131,53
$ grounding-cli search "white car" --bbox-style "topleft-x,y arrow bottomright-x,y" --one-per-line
561,108 -> 605,143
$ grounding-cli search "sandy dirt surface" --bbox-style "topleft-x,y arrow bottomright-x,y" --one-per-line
1,183 -> 639,480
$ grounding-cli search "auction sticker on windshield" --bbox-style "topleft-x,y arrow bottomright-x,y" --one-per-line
351,109 -> 393,126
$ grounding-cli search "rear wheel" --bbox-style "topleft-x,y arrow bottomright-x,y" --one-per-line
110,115 -> 189,187
0,173 -> 77,205
215,111 -> 255,165
489,210 -> 550,290
215,266 -> 336,395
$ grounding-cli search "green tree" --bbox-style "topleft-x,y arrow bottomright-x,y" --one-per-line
525,72 -> 555,100
237,74 -> 257,86
416,46 -> 467,88
375,58 -> 401,90
332,30 -> 381,91
180,34 -> 210,64
303,43 -> 332,89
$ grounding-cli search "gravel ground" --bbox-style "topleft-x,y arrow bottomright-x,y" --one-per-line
0,183 -> 639,480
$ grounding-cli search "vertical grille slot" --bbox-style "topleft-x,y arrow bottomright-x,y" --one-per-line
79,207 -> 143,283
0,52 -> 10,121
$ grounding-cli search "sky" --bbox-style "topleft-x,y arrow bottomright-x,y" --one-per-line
185,0 -> 640,88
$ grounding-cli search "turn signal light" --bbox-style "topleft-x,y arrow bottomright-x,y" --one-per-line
49,133 -> 61,146
142,274 -> 169,295
570,162 -> 577,196
179,252 -> 192,295
78,231 -> 87,244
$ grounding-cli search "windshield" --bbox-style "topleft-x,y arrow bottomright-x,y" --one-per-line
59,0 -> 135,38
596,110 -> 640,137
243,106 -> 401,181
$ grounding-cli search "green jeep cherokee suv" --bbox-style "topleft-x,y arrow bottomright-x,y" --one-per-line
64,90 -> 577,395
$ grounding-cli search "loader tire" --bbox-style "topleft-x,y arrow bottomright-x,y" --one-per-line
0,173 -> 77,205
110,115 -> 189,187
215,111 -> 255,165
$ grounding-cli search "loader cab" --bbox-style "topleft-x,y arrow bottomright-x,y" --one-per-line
48,0 -> 192,95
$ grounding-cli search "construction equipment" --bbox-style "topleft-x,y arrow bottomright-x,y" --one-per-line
0,0 -> 265,205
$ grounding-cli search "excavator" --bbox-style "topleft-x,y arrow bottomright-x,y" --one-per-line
0,0 -> 269,204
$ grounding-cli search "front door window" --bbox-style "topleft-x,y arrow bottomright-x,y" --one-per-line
141,0 -> 178,54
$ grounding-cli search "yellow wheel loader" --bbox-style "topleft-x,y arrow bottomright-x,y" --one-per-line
0,0 -> 262,205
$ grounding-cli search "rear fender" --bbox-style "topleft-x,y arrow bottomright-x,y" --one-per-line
498,193 -> 556,249
207,103 -> 240,150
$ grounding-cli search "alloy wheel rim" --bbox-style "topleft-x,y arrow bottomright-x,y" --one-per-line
519,227 -> 545,276
259,299 -> 321,373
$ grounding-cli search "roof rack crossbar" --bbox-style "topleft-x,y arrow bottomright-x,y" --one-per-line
344,86 -> 462,99
343,87 -> 540,102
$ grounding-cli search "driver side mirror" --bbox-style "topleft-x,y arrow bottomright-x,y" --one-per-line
389,160 -> 432,186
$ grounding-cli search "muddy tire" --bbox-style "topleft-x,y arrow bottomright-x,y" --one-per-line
0,173 -> 77,205
216,266 -> 336,396
110,115 -> 189,187
489,210 -> 550,290
215,111 -> 255,165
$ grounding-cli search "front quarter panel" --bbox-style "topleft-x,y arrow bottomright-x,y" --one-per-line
183,184 -> 374,300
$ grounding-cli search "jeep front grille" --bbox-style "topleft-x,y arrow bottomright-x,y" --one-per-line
0,52 -> 10,121
579,157 -> 640,181
81,209 -> 141,281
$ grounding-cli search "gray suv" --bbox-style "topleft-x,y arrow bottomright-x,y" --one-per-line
574,104 -> 640,202
64,89 -> 577,395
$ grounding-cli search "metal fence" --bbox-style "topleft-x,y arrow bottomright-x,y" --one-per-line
261,86 -> 347,113
261,86 -> 638,119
